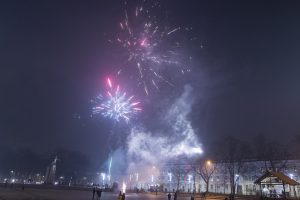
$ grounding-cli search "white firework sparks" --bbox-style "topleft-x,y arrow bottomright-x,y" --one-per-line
111,1 -> 189,95
92,78 -> 142,122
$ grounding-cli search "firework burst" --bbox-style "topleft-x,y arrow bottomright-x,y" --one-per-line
111,1 -> 190,95
92,77 -> 142,122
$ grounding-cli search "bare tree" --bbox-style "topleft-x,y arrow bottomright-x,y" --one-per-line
217,163 -> 228,194
195,160 -> 217,193
169,164 -> 190,191
218,136 -> 250,199
253,133 -> 289,172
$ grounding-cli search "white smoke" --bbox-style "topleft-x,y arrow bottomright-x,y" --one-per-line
127,85 -> 202,165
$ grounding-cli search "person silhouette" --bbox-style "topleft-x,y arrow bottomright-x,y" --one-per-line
118,191 -> 122,200
168,193 -> 171,200
92,187 -> 96,199
121,193 -> 126,200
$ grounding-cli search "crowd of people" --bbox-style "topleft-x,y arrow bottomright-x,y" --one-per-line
91,188 -> 199,200
167,191 -> 195,200
92,187 -> 126,200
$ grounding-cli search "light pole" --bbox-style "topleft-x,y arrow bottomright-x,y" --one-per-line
206,160 -> 211,166
188,175 -> 192,193
101,173 -> 105,187
135,173 -> 139,190
151,174 -> 154,183
122,182 -> 126,193
235,174 -> 239,193
10,170 -> 14,183
205,160 -> 213,193
168,173 -> 172,192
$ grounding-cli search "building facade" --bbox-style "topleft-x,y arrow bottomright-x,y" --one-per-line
125,159 -> 300,198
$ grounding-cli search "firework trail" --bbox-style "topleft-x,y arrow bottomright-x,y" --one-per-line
92,77 -> 142,122
111,1 -> 190,95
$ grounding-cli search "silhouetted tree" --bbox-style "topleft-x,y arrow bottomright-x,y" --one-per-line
217,136 -> 251,199
170,164 -> 191,191
195,160 -> 217,192
253,133 -> 289,172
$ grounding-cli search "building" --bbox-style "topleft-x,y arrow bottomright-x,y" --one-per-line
124,159 -> 300,198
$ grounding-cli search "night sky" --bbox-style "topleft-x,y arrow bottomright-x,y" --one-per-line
1,0 -> 300,169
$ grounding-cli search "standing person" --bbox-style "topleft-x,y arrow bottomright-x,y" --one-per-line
118,191 -> 122,200
173,191 -> 177,200
97,188 -> 102,199
168,193 -> 171,200
96,188 -> 101,200
99,188 -> 102,199
190,195 -> 194,200
21,183 -> 25,191
92,187 -> 96,200
121,193 -> 126,200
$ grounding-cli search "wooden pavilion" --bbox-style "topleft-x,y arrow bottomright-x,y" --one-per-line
254,170 -> 300,199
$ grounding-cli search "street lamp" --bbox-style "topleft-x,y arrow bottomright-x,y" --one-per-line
151,174 -> 154,183
135,173 -> 139,190
122,182 -> 126,193
235,174 -> 239,192
168,173 -> 172,192
10,170 -> 14,183
206,160 -> 211,166
101,173 -> 105,186
188,175 -> 192,193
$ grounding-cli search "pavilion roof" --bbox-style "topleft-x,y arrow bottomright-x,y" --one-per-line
254,170 -> 300,186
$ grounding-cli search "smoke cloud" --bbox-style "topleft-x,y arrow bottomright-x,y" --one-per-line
127,85 -> 202,166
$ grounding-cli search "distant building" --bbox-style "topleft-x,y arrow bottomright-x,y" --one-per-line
125,159 -> 300,198
45,156 -> 58,184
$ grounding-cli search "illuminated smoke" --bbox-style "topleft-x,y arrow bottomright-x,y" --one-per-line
127,85 -> 202,165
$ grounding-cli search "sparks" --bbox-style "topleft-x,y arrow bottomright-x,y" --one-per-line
111,1 -> 189,95
92,77 -> 142,122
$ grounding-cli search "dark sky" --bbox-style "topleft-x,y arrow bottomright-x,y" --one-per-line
1,0 -> 300,168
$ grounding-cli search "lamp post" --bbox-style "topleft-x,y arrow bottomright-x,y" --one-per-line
135,173 -> 139,190
235,174 -> 239,193
101,173 -> 105,187
188,175 -> 192,193
122,182 -> 126,193
168,173 -> 172,192
151,174 -> 154,183
10,170 -> 14,183
205,160 -> 213,193
206,160 -> 211,166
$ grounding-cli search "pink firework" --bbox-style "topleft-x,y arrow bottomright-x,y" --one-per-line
92,77 -> 142,122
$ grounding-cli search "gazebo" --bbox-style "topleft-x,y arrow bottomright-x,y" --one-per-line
254,170 -> 300,199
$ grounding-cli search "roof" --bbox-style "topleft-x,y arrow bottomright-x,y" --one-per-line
254,170 -> 300,186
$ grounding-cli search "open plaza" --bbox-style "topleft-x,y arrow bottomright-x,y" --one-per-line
0,186 -> 256,200
1,1 -> 300,200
